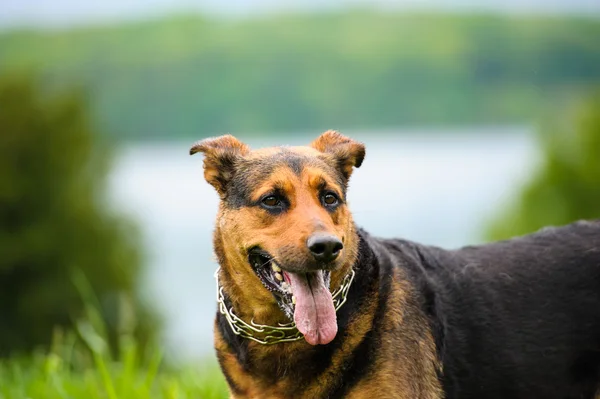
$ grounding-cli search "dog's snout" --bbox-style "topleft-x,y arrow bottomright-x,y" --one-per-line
307,234 -> 343,263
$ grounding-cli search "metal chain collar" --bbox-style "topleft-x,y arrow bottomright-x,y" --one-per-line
215,267 -> 356,345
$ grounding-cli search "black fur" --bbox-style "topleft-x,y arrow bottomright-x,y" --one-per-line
218,219 -> 600,397
326,236 -> 388,398
388,219 -> 600,398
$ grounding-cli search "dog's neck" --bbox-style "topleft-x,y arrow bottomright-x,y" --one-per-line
213,231 -> 382,395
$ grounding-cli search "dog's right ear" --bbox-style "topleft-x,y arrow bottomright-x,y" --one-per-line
310,130 -> 365,180
190,135 -> 250,196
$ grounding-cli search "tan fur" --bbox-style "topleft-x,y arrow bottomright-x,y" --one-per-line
346,269 -> 443,399
190,135 -> 250,196
192,131 -> 442,399
310,130 -> 366,179
213,160 -> 358,326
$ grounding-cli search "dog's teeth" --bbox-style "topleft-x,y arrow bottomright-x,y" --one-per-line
281,282 -> 289,290
292,295 -> 296,304
271,264 -> 281,272
274,272 -> 283,281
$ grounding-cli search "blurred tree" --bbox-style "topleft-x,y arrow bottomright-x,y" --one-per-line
0,74 -> 157,356
486,89 -> 600,240
1,14 -> 599,139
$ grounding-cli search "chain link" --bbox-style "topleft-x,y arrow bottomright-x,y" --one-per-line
215,267 -> 356,345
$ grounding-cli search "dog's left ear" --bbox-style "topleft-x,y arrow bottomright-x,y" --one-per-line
190,135 -> 250,196
310,130 -> 365,180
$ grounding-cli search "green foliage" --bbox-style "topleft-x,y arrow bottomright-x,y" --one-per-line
486,89 -> 600,240
0,331 -> 227,399
0,74 -> 157,355
0,12 -> 599,140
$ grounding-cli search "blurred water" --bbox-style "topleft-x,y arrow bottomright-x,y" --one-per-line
109,127 -> 539,360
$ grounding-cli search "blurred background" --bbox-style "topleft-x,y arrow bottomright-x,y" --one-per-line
1,0 -> 599,395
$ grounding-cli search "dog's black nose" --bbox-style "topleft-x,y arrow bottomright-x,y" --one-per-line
307,234 -> 343,263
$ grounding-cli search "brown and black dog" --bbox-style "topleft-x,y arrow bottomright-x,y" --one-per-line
190,131 -> 600,399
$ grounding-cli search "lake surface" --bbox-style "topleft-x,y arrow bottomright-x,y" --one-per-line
108,127 -> 539,360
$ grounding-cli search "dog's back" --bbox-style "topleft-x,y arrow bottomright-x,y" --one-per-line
408,220 -> 600,398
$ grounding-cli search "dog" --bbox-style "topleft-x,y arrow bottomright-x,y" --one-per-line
190,131 -> 600,398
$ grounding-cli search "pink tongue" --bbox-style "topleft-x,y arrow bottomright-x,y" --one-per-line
285,271 -> 337,345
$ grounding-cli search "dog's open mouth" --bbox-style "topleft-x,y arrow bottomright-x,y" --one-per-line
248,248 -> 337,345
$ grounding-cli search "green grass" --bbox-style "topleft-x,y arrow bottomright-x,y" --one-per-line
0,270 -> 229,399
0,335 -> 229,399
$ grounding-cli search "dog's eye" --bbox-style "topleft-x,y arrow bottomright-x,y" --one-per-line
262,195 -> 281,208
322,193 -> 339,207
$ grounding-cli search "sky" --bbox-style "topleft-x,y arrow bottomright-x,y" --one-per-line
2,0 -> 600,29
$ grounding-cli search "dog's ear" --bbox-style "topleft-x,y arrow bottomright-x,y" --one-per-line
310,130 -> 365,180
190,135 -> 250,196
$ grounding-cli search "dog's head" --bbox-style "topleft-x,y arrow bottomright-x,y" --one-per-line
191,131 -> 364,345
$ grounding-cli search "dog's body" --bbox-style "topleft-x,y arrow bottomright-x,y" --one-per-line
191,132 -> 600,398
